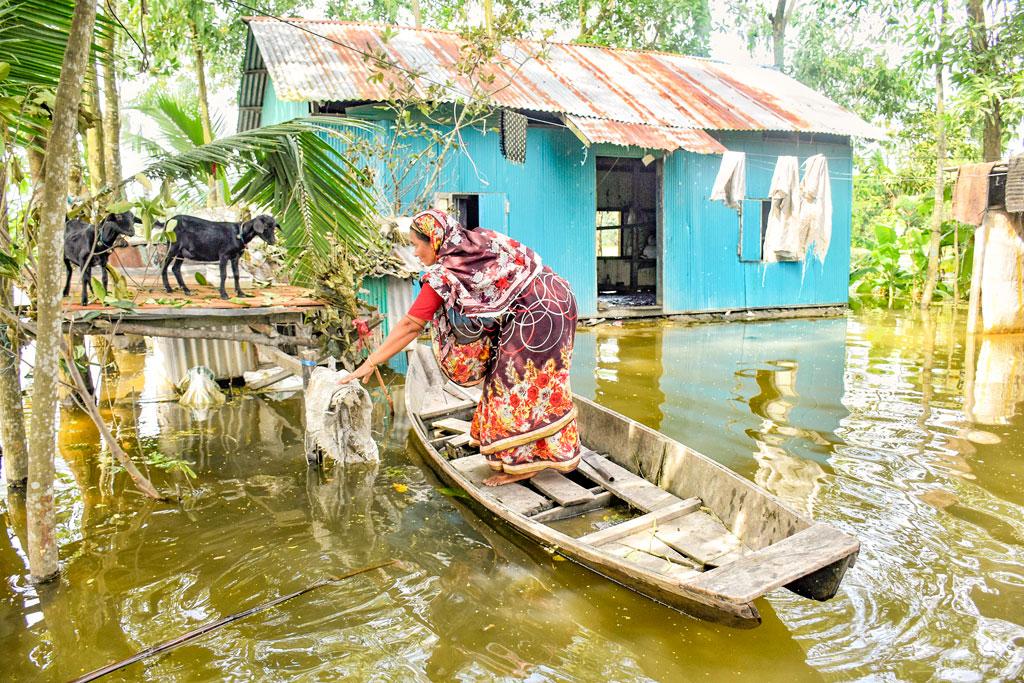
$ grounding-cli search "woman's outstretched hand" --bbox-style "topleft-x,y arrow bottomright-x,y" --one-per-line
340,359 -> 376,384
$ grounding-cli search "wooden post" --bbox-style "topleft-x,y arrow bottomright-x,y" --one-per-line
300,349 -> 318,389
966,214 -> 989,335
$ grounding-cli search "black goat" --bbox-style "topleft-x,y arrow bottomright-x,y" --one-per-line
161,214 -> 279,299
63,212 -> 140,306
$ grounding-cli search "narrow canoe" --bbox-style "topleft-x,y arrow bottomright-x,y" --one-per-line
405,345 -> 859,627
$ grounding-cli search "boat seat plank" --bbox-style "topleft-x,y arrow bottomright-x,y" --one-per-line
450,455 -> 554,516
419,399 -> 476,420
685,523 -> 860,603
530,470 -> 595,507
433,418 -> 472,434
655,511 -> 751,567
602,542 -> 702,582
616,530 -> 697,568
529,491 -> 614,523
578,498 -> 701,546
578,450 -> 680,512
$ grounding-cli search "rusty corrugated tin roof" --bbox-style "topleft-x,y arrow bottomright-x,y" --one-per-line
564,115 -> 727,154
243,18 -> 884,151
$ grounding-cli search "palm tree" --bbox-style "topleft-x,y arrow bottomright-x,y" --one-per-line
124,110 -> 382,283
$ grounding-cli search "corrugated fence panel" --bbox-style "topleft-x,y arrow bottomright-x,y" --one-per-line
151,327 -> 259,382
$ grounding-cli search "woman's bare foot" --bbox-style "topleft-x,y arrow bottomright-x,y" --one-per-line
482,472 -> 535,487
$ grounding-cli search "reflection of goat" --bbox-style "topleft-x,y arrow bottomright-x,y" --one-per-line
63,212 -> 140,305
161,214 -> 279,299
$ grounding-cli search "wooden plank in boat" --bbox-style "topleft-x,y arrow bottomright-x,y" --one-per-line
419,400 -> 476,420
578,498 -> 701,546
654,511 -> 751,567
450,455 -> 554,516
602,542 -> 702,582
529,491 -> 614,523
433,418 -> 472,434
686,523 -> 860,603
431,432 -> 472,448
616,530 -> 697,568
578,450 -> 680,512
530,470 -> 595,507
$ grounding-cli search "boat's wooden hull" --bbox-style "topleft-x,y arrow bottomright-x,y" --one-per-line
404,346 -> 859,627
406,412 -> 763,626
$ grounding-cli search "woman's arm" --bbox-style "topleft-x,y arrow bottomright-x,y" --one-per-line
339,315 -> 426,384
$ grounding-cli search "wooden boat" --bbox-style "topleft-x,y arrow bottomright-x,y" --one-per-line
405,345 -> 859,627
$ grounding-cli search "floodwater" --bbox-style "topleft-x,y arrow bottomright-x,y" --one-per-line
2,307 -> 1023,681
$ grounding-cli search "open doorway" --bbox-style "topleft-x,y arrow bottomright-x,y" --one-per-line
595,157 -> 659,310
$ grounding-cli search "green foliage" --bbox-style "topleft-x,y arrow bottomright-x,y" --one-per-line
569,0 -> 711,55
326,0 -> 711,54
141,0 -> 313,85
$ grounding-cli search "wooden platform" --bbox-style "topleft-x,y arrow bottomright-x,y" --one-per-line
62,273 -> 324,322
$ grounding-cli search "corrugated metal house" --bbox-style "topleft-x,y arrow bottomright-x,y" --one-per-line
237,18 -> 881,319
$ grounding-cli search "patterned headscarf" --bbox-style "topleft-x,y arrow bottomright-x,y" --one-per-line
411,208 -> 543,318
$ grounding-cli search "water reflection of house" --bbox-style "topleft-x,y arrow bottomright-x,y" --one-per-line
238,19 -> 878,319
742,362 -> 828,515
575,318 -> 844,513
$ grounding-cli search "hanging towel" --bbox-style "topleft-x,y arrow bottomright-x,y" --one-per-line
1006,153 -> 1024,213
710,151 -> 746,210
762,156 -> 802,262
952,162 -> 996,225
797,154 -> 832,263
500,109 -> 527,164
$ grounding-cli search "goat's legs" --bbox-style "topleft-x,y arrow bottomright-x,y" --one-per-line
171,257 -> 191,295
99,257 -> 109,293
161,245 -> 177,293
80,264 -> 92,306
63,258 -> 73,297
231,256 -> 248,297
218,255 -> 230,299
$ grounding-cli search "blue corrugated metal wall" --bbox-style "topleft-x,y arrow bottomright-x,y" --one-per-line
662,133 -> 852,313
259,80 -> 852,318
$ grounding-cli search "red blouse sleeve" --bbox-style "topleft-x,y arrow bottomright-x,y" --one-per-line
407,283 -> 443,321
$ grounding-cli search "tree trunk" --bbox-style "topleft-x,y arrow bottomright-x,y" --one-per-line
0,141 -> 28,490
0,282 -> 28,490
966,0 -> 1001,161
27,0 -> 98,583
69,141 -> 84,199
483,0 -> 494,34
982,100 -> 1001,162
921,0 -> 946,309
412,0 -> 422,26
100,3 -> 122,198
189,20 -> 221,207
26,137 -> 45,187
84,56 -> 106,195
771,0 -> 788,70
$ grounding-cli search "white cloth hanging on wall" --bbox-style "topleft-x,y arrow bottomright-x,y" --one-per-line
710,151 -> 746,210
798,154 -> 832,263
762,156 -> 802,263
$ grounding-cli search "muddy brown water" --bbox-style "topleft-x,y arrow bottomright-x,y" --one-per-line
1,308 -> 1023,681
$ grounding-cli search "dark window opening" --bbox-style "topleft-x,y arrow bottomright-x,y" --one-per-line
452,194 -> 480,229
760,199 -> 771,254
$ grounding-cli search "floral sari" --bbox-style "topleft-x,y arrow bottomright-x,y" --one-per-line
413,210 -> 581,475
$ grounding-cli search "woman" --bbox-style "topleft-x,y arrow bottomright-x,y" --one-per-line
341,209 -> 580,487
